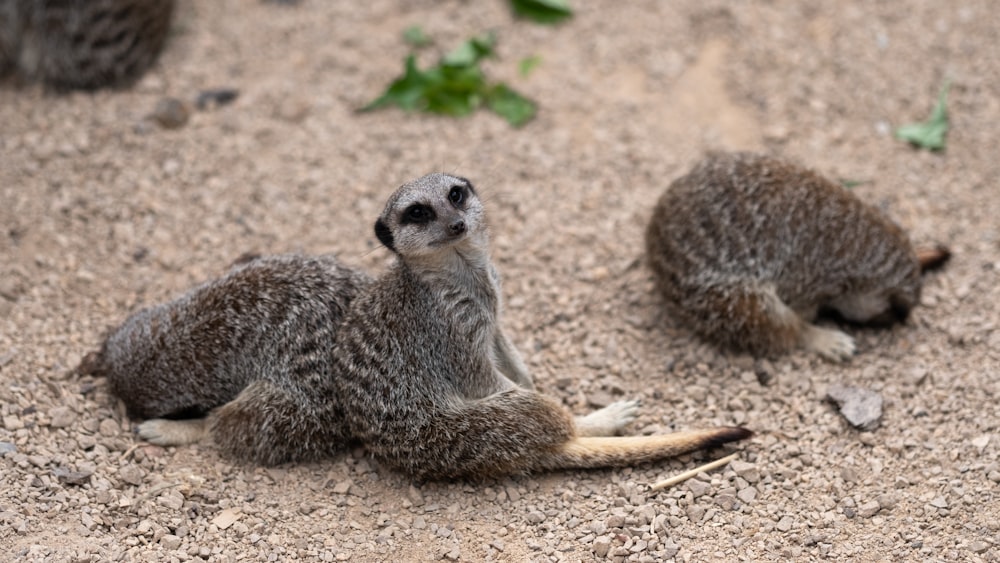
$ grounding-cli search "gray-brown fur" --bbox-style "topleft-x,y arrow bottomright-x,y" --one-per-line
0,0 -> 174,90
646,151 -> 935,360
82,173 -> 750,480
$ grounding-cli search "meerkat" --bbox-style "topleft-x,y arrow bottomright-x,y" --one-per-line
645,151 -> 950,361
81,173 -> 750,480
0,0 -> 175,90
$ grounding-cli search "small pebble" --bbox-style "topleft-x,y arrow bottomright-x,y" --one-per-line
826,384 -> 883,430
98,418 -> 120,437
48,406 -> 76,428
150,97 -> 191,129
3,415 -> 24,430
53,466 -> 93,485
196,88 -> 240,111
686,479 -> 711,497
730,460 -> 760,483
593,537 -> 612,558
160,534 -> 182,550
968,540 -> 991,554
118,464 -> 144,486
857,501 -> 880,518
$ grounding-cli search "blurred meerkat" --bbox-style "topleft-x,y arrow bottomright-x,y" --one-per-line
81,173 -> 750,479
645,152 -> 949,361
0,0 -> 175,90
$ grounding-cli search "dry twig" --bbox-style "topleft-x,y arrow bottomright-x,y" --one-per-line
649,452 -> 740,491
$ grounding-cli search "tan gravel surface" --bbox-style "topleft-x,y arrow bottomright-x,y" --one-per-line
2,1 -> 998,561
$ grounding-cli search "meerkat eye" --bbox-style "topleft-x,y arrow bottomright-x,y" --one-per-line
402,203 -> 435,224
448,186 -> 465,205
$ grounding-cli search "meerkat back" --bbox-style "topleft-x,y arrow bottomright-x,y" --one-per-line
1,0 -> 175,90
646,151 -> 929,361
84,254 -> 372,420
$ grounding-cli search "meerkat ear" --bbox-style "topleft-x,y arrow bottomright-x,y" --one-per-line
374,219 -> 396,252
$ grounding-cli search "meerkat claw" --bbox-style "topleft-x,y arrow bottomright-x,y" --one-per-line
137,418 -> 209,447
803,326 -> 856,362
575,400 -> 641,437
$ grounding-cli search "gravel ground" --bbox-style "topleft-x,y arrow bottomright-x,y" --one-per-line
2,1 -> 998,561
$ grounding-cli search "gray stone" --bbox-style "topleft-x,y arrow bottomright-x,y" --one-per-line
593,536 -> 612,558
53,466 -> 93,485
160,534 -> 182,550
968,540 -> 991,554
686,505 -> 706,522
826,384 -> 883,430
686,479 -> 711,498
98,418 -> 120,437
118,464 -> 144,486
526,510 -> 545,524
48,406 -> 76,428
857,501 -> 880,518
730,460 -> 760,483
150,98 -> 190,129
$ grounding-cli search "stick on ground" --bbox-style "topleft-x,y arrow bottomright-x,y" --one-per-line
649,452 -> 740,491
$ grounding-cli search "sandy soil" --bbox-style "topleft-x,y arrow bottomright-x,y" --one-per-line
2,1 -> 998,561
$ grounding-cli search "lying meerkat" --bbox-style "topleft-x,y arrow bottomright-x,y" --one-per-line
645,151 -> 949,361
80,173 -> 750,479
0,0 -> 175,90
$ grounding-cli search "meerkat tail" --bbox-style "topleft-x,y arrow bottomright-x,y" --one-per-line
916,245 -> 951,273
544,427 -> 752,470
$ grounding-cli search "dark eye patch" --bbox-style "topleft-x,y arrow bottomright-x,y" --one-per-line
401,203 -> 436,224
448,186 -> 465,206
454,176 -> 476,195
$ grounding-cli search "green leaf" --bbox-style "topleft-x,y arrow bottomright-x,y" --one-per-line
443,33 -> 496,67
510,0 -> 573,24
488,84 -> 536,126
895,81 -> 950,151
402,25 -> 431,48
518,55 -> 541,77
361,55 -> 429,112
364,35 -> 536,127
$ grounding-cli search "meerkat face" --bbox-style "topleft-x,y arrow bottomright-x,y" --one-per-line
374,173 -> 485,258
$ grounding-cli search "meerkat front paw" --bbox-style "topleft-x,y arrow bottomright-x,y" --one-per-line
137,418 -> 209,446
802,325 -> 856,362
575,400 -> 640,437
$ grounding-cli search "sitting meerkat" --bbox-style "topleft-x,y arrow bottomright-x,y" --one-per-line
80,173 -> 750,480
645,151 -> 949,361
0,0 -> 175,90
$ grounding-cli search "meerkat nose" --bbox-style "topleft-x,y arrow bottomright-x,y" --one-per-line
449,220 -> 467,236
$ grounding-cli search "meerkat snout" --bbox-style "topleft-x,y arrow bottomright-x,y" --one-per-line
448,220 -> 467,236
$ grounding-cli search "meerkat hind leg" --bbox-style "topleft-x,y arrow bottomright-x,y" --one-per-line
692,283 -> 805,357
137,417 -> 210,446
746,283 -> 855,361
575,400 -> 640,437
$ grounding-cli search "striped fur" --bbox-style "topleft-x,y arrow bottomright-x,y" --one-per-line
646,152 -> 929,360
83,173 -> 751,479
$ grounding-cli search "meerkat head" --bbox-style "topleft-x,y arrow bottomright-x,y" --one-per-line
374,173 -> 486,259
